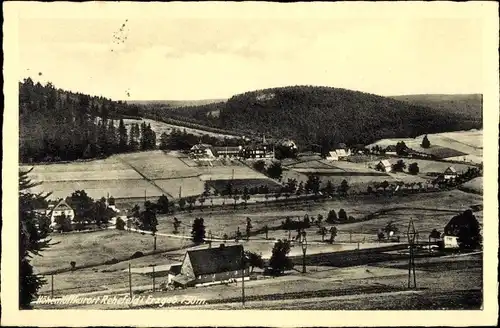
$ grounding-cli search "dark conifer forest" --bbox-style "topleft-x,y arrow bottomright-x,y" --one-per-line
19,78 -> 155,163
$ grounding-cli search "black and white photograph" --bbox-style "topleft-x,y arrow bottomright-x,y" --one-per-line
2,1 -> 498,326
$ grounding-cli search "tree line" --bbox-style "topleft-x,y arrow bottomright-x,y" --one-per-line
19,78 -> 148,163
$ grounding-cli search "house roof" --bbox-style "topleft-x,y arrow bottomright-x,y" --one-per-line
445,166 -> 457,174
378,160 -> 391,167
47,199 -> 73,217
187,244 -> 244,276
191,144 -> 213,151
168,263 -> 182,275
328,151 -> 339,158
213,146 -> 242,153
335,149 -> 348,157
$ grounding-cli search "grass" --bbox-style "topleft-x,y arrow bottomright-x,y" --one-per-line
32,229 -> 185,273
460,177 -> 483,195
206,178 -> 282,194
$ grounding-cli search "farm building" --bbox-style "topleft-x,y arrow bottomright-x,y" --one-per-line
376,160 -> 392,173
47,199 -> 75,227
442,209 -> 481,249
171,244 -> 250,288
326,149 -> 351,161
190,144 -> 216,160
443,166 -> 458,180
213,146 -> 243,158
243,144 -> 274,159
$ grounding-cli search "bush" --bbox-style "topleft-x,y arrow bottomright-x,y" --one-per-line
130,251 -> 144,259
116,217 -> 126,230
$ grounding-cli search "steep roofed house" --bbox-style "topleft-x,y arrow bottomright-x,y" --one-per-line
326,144 -> 351,161
376,160 -> 392,173
190,143 -> 216,160
443,166 -> 458,180
171,244 -> 250,287
47,199 -> 75,227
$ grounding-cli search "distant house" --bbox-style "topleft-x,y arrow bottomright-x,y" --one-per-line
442,210 -> 481,249
376,160 -> 392,173
443,166 -> 458,180
326,148 -> 351,161
190,144 -> 216,160
384,145 -> 398,156
243,144 -> 274,159
47,199 -> 75,227
213,146 -> 243,158
171,244 -> 250,288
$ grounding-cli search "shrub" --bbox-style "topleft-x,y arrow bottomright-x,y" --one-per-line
130,251 -> 144,259
116,217 -> 126,230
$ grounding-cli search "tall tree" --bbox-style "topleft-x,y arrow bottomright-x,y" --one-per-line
269,239 -> 292,275
421,135 -> 431,148
118,119 -> 128,152
191,218 -> 206,244
19,169 -> 52,309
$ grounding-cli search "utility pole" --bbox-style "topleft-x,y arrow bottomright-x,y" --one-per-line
152,265 -> 156,293
407,218 -> 417,289
153,234 -> 157,251
144,189 -> 147,203
51,274 -> 54,299
241,250 -> 245,306
129,263 -> 133,299
178,186 -> 182,199
208,231 -> 212,248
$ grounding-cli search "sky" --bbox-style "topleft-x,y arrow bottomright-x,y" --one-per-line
16,3 -> 486,101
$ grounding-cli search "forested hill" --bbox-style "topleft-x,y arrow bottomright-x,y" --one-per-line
19,78 -> 152,163
217,86 -> 482,148
390,94 -> 482,121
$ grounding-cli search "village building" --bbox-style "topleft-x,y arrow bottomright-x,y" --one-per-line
213,146 -> 243,158
47,199 -> 75,227
376,160 -> 392,173
243,144 -> 274,159
189,144 -> 216,160
443,166 -> 458,180
171,244 -> 250,288
442,209 -> 480,249
326,149 -> 351,161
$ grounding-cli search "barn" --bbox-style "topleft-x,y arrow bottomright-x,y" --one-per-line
171,244 -> 250,287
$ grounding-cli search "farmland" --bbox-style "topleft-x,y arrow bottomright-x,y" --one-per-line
206,179 -> 282,194
21,149 -> 273,205
31,229 -> 185,274
367,129 -> 483,163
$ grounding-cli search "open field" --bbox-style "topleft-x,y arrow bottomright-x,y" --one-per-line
21,150 -> 271,203
36,253 -> 482,310
366,158 -> 476,175
122,117 -> 240,140
206,178 -> 282,194
367,129 -> 482,163
157,189 -> 482,242
460,177 -> 483,195
31,230 -> 185,274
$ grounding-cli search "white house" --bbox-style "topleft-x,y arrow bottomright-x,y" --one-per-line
326,149 -> 351,161
443,166 -> 458,180
47,199 -> 75,227
443,235 -> 459,249
190,144 -> 216,160
376,160 -> 392,173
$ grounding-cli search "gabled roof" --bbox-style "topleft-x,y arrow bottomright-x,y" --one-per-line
335,149 -> 348,157
378,160 -> 391,167
213,146 -> 242,152
191,144 -> 213,151
47,199 -> 73,217
445,166 -> 457,174
187,244 -> 244,276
